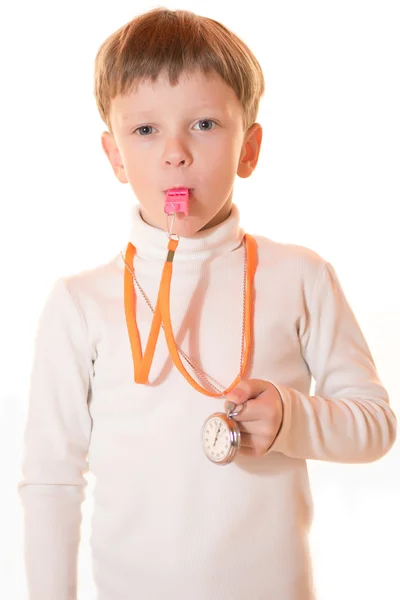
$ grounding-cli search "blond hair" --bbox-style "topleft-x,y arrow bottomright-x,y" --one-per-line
94,7 -> 265,131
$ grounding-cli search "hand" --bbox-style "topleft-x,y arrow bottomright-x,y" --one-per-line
224,379 -> 283,457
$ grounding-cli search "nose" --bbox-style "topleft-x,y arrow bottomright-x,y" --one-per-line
163,136 -> 193,167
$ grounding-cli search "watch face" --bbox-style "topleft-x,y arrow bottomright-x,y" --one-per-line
202,413 -> 239,464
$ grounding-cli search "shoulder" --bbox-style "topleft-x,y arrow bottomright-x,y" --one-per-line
43,253 -> 123,327
249,233 -> 328,284
60,253 -> 122,301
38,254 -> 124,351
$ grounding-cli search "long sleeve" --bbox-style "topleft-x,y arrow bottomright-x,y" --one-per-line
18,279 -> 93,600
269,261 -> 397,463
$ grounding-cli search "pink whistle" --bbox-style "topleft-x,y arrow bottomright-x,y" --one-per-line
164,188 -> 189,215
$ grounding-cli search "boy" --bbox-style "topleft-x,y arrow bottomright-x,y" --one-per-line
18,7 -> 396,600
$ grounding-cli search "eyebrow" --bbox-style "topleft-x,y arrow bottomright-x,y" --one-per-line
121,111 -> 154,121
121,105 -> 224,121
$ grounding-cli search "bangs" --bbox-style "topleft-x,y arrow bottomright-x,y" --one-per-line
94,8 -> 265,130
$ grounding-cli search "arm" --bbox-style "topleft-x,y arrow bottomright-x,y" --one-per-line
269,261 -> 397,462
18,278 -> 93,600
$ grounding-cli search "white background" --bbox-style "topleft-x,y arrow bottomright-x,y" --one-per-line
1,1 -> 399,598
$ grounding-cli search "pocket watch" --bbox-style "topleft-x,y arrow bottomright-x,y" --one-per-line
202,401 -> 241,465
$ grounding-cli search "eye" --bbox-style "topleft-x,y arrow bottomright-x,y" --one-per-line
193,119 -> 217,131
133,125 -> 155,136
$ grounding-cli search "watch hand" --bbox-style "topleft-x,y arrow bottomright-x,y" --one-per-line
213,424 -> 222,447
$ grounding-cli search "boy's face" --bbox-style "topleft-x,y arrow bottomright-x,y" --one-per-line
102,69 -> 262,235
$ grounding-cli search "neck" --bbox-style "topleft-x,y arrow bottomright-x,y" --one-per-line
127,202 -> 244,262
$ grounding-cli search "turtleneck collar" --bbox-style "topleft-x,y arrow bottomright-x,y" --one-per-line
128,202 -> 245,261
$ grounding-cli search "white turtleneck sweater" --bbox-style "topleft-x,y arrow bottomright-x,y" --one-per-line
18,203 -> 396,600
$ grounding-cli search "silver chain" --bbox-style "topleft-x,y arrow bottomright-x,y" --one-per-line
120,219 -> 247,394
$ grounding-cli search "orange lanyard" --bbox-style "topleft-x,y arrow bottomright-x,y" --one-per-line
123,234 -> 257,398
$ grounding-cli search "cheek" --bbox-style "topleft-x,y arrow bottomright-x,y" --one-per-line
120,161 -> 149,195
119,137 -> 148,164
119,135 -> 241,186
204,145 -> 241,182
120,145 -> 152,181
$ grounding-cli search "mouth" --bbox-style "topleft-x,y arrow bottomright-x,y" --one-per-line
163,187 -> 194,193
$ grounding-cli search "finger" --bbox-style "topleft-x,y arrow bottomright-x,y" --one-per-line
237,420 -> 269,436
239,446 -> 259,457
238,433 -> 263,457
225,398 -> 258,420
226,379 -> 271,406
239,433 -> 270,457
224,396 -> 247,413
227,403 -> 246,417
238,431 -> 253,448
231,397 -> 263,422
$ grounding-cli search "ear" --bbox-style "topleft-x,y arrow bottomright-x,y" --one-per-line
237,123 -> 263,179
101,131 -> 129,184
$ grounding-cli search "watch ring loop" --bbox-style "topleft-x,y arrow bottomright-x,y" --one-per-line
225,401 -> 245,418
